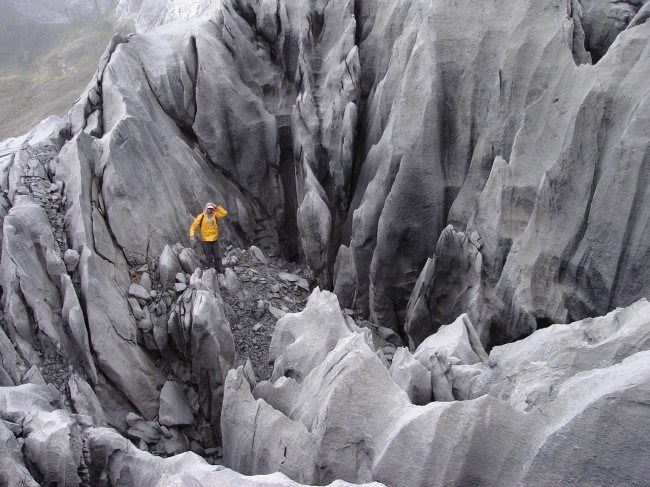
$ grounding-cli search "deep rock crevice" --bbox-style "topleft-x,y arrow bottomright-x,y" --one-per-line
0,0 -> 649,485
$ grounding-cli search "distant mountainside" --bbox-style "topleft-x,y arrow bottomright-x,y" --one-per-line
2,0 -> 115,24
0,0 -> 216,140
0,3 -> 128,140
2,0 -> 217,28
0,1 -> 649,486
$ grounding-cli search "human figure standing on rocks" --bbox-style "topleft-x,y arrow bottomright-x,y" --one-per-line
189,202 -> 228,273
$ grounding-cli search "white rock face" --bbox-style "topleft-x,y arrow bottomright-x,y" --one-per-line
350,0 -> 650,346
22,410 -> 84,486
223,297 -> 650,487
467,298 -> 650,409
0,0 -> 648,484
269,288 -> 363,381
0,381 -> 383,487
0,420 -> 39,487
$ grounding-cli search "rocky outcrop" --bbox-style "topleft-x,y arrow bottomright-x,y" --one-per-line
268,289 -> 361,381
224,294 -> 650,486
4,0 -> 648,348
349,0 -> 650,344
0,380 -> 383,487
1,0 -> 649,485
1,198 -> 97,382
577,0 -> 649,62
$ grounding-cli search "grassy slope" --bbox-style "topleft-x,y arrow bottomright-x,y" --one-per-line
0,5 -> 132,140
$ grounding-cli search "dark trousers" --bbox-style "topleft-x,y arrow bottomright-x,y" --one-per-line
201,241 -> 223,271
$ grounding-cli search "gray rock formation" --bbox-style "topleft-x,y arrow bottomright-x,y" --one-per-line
22,409 -> 84,486
351,0 -> 650,345
0,420 -> 40,487
269,288 -> 363,381
4,0 -> 648,348
577,0 -> 649,61
0,380 -> 383,487
224,295 -> 650,487
0,0 -> 649,485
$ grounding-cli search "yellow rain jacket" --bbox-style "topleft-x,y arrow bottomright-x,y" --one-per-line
190,206 -> 227,242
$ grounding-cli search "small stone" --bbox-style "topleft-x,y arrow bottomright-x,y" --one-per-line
129,298 -> 145,320
175,273 -> 186,284
138,317 -> 153,332
63,249 -> 80,272
127,421 -> 160,444
129,283 -> 151,301
250,245 -> 268,264
268,306 -> 286,320
204,446 -> 222,457
174,283 -> 187,293
125,412 -> 144,427
159,381 -> 194,427
271,284 -> 281,293
377,326 -> 404,347
140,272 -> 153,292
252,323 -> 263,332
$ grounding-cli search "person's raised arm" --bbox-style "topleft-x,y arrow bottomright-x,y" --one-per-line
215,205 -> 228,219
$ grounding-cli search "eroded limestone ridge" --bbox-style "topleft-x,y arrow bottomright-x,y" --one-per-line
3,0 -> 648,346
0,0 -> 649,485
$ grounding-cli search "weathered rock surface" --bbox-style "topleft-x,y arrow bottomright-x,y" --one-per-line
1,198 -> 97,382
0,420 -> 39,487
1,0 -> 649,485
354,0 -> 650,345
159,381 -> 194,427
0,380 -> 382,487
22,409 -> 84,486
4,0 -> 648,349
269,289 -> 362,381
577,0 -> 648,62
224,297 -> 650,487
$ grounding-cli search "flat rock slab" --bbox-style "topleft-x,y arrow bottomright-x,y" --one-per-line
250,245 -> 268,264
278,272 -> 309,291
128,283 -> 151,301
159,381 -> 194,427
268,306 -> 286,320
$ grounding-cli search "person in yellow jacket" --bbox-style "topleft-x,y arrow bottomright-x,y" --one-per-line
189,202 -> 228,272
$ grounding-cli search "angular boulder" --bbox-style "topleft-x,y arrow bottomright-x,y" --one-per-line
269,289 -> 363,381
